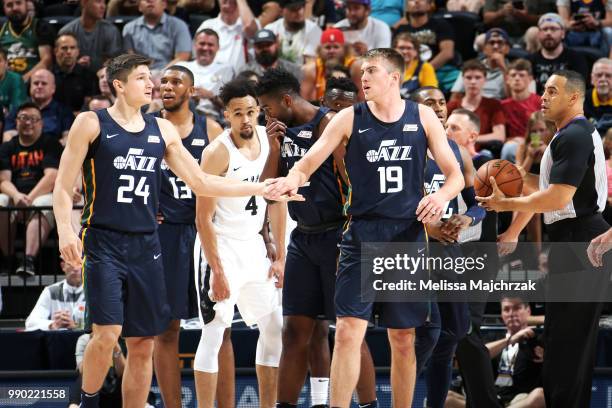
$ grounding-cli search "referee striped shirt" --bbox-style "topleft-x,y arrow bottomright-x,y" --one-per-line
539,117 -> 608,224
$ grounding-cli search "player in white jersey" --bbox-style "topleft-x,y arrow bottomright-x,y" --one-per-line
193,78 -> 287,408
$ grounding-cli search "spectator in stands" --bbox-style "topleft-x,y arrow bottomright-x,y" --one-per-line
59,0 -> 124,73
96,67 -> 116,104
557,0 -> 612,57
370,0 -> 403,26
333,0 -> 391,56
244,29 -> 302,78
500,58 -> 541,162
394,32 -> 438,97
122,0 -> 192,70
528,13 -> 589,94
451,27 -> 510,100
86,94 -> 112,111
24,260 -> 85,331
0,48 -> 27,114
3,69 -> 75,144
0,103 -> 62,277
300,28 -> 358,101
265,0 -> 322,64
320,75 -> 359,112
396,0 -> 459,91
585,58 -> 612,134
448,59 -> 506,156
164,0 -> 190,23
483,0 -> 555,45
68,334 -> 125,408
196,0 -> 259,69
0,0 -> 55,82
176,29 -> 233,120
106,0 -> 142,16
52,33 -> 98,114
447,297 -> 545,408
445,108 -> 495,167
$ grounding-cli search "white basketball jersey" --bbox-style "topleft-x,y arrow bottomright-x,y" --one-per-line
213,126 -> 269,240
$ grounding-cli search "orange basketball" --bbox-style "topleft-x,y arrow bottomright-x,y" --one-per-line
475,159 -> 523,198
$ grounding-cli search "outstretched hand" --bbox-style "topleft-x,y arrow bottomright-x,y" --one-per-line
263,177 -> 305,202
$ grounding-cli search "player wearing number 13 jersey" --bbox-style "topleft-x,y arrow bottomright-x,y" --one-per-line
265,49 -> 464,407
52,55 -> 272,408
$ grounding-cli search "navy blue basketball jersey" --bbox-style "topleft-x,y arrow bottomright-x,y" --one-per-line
279,107 -> 345,226
424,139 -> 463,221
344,100 -> 427,220
154,111 -> 209,224
81,109 -> 166,233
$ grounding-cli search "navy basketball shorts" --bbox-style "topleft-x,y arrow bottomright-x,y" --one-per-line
81,227 -> 171,337
282,227 -> 341,320
158,222 -> 198,320
335,218 -> 429,329
429,242 -> 470,339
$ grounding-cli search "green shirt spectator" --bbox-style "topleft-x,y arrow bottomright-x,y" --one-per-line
0,48 -> 26,113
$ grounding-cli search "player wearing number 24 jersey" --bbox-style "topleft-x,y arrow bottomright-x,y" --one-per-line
52,54 -> 281,408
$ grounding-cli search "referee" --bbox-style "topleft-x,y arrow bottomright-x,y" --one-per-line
478,70 -> 610,408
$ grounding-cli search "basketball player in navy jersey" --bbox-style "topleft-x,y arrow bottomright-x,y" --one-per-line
52,54 -> 287,408
193,78 -> 286,408
151,65 -> 238,408
412,87 -> 485,408
267,49 -> 464,407
257,69 -> 377,408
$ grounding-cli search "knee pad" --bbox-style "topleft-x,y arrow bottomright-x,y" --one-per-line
193,316 -> 227,373
255,308 -> 283,367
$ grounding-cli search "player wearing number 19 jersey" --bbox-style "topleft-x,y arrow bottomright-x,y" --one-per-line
265,49 -> 464,407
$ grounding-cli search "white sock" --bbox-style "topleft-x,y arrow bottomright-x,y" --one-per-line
310,377 -> 329,406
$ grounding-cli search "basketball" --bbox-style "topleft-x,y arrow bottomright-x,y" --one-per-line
475,159 -> 523,198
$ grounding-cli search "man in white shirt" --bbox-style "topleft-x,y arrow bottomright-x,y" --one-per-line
25,260 -> 85,331
334,0 -> 392,56
197,0 -> 259,69
176,28 -> 235,119
264,0 -> 322,64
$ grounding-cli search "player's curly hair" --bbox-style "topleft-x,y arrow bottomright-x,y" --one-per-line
256,68 -> 301,97
219,78 -> 258,106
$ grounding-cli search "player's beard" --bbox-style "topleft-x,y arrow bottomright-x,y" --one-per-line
239,128 -> 254,139
163,93 -> 188,112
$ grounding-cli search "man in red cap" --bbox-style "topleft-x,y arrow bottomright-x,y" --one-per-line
301,28 -> 360,101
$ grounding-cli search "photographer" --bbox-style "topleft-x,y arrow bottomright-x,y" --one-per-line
446,297 -> 545,408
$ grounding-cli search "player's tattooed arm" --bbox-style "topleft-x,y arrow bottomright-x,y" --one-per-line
195,141 -> 231,301
266,107 -> 353,200
418,105 -> 464,224
53,112 -> 100,268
